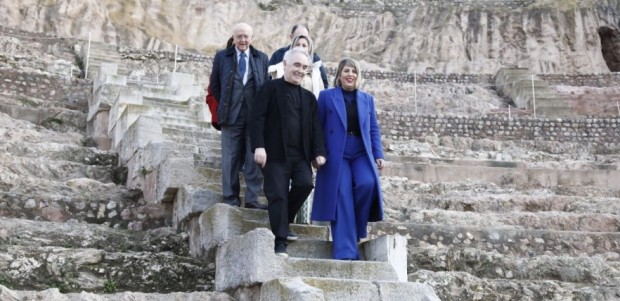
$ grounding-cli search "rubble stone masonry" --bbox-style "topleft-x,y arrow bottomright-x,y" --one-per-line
378,111 -> 620,146
0,68 -> 92,110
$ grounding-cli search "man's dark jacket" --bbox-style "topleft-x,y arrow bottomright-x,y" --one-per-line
250,78 -> 326,163
210,45 -> 269,126
269,46 -> 329,89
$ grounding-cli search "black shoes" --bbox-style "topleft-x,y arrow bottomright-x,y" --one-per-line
244,202 -> 268,210
286,231 -> 298,241
274,243 -> 288,257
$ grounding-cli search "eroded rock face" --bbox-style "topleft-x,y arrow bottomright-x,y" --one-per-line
0,0 -> 619,73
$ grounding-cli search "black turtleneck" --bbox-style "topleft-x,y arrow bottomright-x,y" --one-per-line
343,89 -> 360,134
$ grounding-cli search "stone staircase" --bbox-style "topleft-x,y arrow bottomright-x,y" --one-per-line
494,68 -> 578,117
0,71 -> 228,300
95,63 -> 620,300
79,42 -> 130,80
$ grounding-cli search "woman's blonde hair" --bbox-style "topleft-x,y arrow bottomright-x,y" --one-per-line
333,58 -> 363,89
291,34 -> 314,60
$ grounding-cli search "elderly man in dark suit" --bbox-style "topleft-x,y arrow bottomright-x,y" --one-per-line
210,23 -> 269,210
250,48 -> 327,257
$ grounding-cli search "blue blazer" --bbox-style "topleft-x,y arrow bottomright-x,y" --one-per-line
312,87 -> 384,222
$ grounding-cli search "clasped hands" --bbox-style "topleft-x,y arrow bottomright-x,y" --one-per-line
254,148 -> 326,169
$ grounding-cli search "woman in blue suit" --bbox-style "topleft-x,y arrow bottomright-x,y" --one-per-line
312,58 -> 385,260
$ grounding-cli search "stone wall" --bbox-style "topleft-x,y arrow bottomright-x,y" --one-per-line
379,111 -> 620,146
326,68 -> 495,84
118,48 -> 213,64
0,68 -> 92,111
539,73 -> 620,87
331,0 -> 536,18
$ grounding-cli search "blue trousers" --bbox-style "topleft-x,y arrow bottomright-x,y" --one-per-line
331,135 -> 376,260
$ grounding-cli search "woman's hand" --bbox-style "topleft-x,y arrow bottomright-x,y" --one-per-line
375,158 -> 385,170
313,156 -> 326,169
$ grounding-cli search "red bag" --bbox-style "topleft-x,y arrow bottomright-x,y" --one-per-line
205,85 -> 221,131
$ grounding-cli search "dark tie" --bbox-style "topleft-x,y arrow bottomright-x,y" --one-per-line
238,52 -> 246,77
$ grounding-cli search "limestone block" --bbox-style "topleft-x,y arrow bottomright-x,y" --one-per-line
154,156 -> 211,204
0,285 -> 234,300
165,72 -> 194,87
261,277 -> 441,301
259,277 -> 326,301
117,115 -> 163,164
215,228 -> 286,291
173,185 -> 221,231
374,281 -> 441,301
126,141 -> 175,192
90,82 -> 124,121
108,88 -> 146,133
99,62 -> 118,76
86,110 -> 111,150
190,204 -> 248,259
360,234 -> 408,282
110,104 -> 158,148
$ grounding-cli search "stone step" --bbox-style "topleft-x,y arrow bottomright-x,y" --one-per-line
391,191 -> 620,216
383,161 -> 620,190
215,228 -> 402,291
0,287 -> 233,301
368,222 -> 620,259
0,244 -> 214,293
0,217 -> 189,256
158,110 -> 197,121
86,54 -> 122,63
142,96 -> 189,109
1,141 -> 117,166
410,270 -> 620,301
161,116 -> 210,130
243,220 -> 330,244
401,209 -> 620,232
194,153 -> 222,169
260,277 -> 439,301
386,134 -> 617,164
0,188 -> 169,230
162,126 -> 221,141
408,245 -> 620,284
142,97 -> 190,108
0,101 -> 87,131
161,122 -> 213,133
141,99 -> 195,113
385,154 -> 527,168
188,204 -> 329,260
386,154 -> 618,171
168,135 -> 220,149
1,154 -> 115,183
142,95 -> 192,105
536,105 -> 580,117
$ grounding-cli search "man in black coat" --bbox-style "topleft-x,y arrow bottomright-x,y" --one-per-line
250,48 -> 326,257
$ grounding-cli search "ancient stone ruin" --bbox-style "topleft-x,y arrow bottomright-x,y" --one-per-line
1,0 -> 620,300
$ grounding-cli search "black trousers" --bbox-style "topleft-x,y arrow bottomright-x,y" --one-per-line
262,157 -> 314,245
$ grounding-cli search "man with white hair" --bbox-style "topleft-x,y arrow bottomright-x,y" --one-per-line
250,48 -> 327,257
210,23 -> 269,210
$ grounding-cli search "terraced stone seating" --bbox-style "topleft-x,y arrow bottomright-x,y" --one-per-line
373,133 -> 620,299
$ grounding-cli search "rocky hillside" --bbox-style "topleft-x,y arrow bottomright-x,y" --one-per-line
0,0 -> 619,73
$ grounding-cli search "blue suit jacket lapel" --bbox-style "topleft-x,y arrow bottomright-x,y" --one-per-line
334,88 -> 347,129
356,90 -> 369,130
